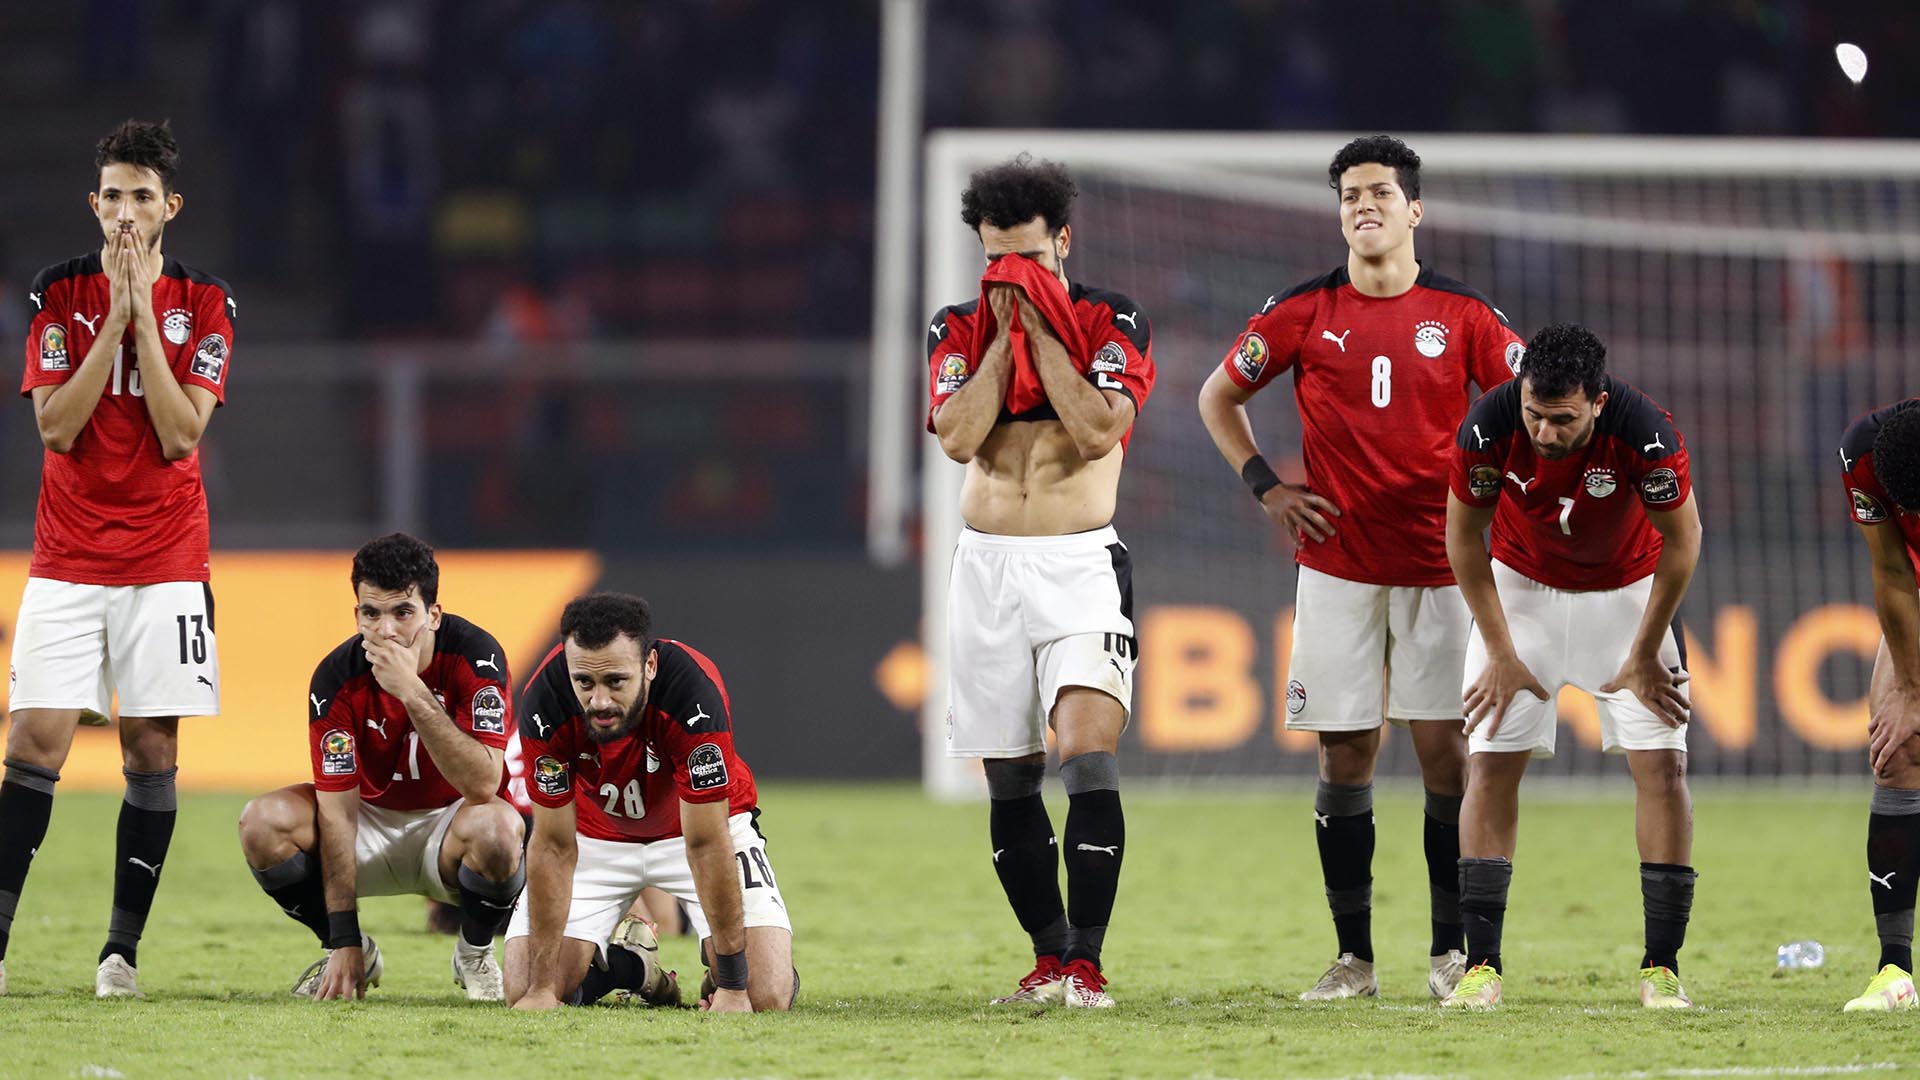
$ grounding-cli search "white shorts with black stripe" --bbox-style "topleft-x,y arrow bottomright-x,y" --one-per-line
945,525 -> 1136,758
8,577 -> 221,720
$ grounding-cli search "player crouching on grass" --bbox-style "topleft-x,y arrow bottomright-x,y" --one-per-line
237,534 -> 526,1000
1836,400 -> 1920,1012
504,593 -> 794,1013
1442,325 -> 1702,1011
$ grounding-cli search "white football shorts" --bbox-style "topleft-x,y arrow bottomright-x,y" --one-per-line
1283,565 -> 1471,732
945,525 -> 1137,758
506,811 -> 791,954
354,800 -> 463,903
8,577 -> 221,720
1464,561 -> 1688,758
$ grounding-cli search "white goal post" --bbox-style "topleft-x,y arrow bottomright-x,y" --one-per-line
916,130 -> 1920,799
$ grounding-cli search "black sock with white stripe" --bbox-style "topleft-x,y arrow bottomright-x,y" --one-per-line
0,760 -> 59,963
1061,752 -> 1123,970
984,759 -> 1067,960
250,850 -> 331,946
1869,786 -> 1920,972
100,768 -> 178,967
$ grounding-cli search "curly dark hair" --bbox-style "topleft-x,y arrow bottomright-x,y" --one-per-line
1328,135 -> 1421,201
96,119 -> 180,193
1518,323 -> 1608,401
561,592 -> 654,653
351,532 -> 439,605
960,153 -> 1077,235
1873,405 -> 1920,513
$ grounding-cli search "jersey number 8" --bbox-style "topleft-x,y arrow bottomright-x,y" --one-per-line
1370,355 -> 1391,408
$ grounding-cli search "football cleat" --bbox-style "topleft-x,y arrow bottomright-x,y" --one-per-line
1300,953 -> 1377,1001
990,955 -> 1067,1006
1429,950 -> 1469,999
451,938 -> 504,1002
95,954 -> 142,998
1440,963 -> 1502,1010
292,934 -> 384,998
1843,965 -> 1917,1012
1059,958 -> 1114,1009
608,915 -> 680,1007
1638,965 -> 1692,1008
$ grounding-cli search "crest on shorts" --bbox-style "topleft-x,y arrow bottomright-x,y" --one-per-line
1234,332 -> 1268,382
470,685 -> 507,734
321,729 -> 356,775
935,353 -> 969,395
1414,320 -> 1449,358
1853,488 -> 1888,523
1584,468 -> 1618,498
534,755 -> 569,797
688,742 -> 729,792
40,324 -> 69,371
1468,465 -> 1502,500
1639,467 -> 1681,505
1286,679 -> 1308,716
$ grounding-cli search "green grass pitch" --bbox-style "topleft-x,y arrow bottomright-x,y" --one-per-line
0,783 -> 1909,1079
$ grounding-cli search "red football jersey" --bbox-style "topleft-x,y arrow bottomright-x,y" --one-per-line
1222,265 -> 1522,587
1451,376 -> 1691,591
926,281 -> 1156,450
1839,398 -> 1920,587
519,638 -> 757,844
21,253 -> 235,585
307,613 -> 513,811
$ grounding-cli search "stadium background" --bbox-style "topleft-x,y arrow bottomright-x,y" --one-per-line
0,1 -> 1915,791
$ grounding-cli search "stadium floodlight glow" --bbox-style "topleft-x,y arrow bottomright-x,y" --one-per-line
1836,43 -> 1868,85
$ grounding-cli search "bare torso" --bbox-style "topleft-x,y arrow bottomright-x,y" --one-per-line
960,418 -> 1123,536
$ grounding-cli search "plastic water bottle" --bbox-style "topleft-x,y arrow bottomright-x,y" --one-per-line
1776,941 -> 1825,970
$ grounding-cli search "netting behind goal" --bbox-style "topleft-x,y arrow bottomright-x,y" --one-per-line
920,132 -> 1920,792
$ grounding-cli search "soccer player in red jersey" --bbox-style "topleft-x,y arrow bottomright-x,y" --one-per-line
1836,400 -> 1920,1012
1441,324 -> 1702,1010
236,534 -> 526,1001
505,593 -> 792,1014
927,155 -> 1154,1009
1198,135 -> 1522,1001
0,120 -> 235,998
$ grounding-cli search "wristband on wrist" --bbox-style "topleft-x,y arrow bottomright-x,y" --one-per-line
713,948 -> 750,992
1240,454 -> 1283,500
326,910 -> 362,950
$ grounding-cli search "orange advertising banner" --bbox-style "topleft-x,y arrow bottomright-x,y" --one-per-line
0,551 -> 600,790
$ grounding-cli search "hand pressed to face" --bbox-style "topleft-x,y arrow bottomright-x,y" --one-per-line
356,583 -> 442,698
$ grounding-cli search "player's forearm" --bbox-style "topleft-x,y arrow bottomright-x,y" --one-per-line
314,794 -> 361,916
1447,508 -> 1518,658
525,837 -> 577,998
1629,540 -> 1699,663
404,691 -> 503,801
1030,337 -> 1125,459
686,829 -> 746,956
1871,568 -> 1920,692
1197,370 -> 1262,474
932,354 -> 1012,463
34,332 -> 122,451
131,328 -> 204,460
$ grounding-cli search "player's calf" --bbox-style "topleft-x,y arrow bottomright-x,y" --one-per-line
0,758 -> 62,967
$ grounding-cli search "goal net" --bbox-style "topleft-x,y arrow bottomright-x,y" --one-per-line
920,131 -> 1920,796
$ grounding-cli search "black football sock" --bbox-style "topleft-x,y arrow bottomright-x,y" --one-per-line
250,849 -> 331,946
1315,780 -> 1374,963
1868,785 -> 1920,972
984,759 -> 1067,960
1459,856 -> 1512,974
568,943 -> 649,1006
100,768 -> 178,966
1639,862 -> 1696,973
1425,789 -> 1465,957
0,760 -> 60,963
1061,751 -> 1123,970
457,862 -> 526,947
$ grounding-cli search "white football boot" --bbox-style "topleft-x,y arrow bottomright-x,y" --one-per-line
95,954 -> 142,998
1300,953 -> 1377,1001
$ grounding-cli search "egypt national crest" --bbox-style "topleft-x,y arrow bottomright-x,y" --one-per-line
1234,332 -> 1268,382
935,353 -> 969,395
191,333 -> 229,383
1853,488 -> 1888,523
321,730 -> 356,776
162,308 -> 192,345
40,324 -> 69,371
534,755 -> 570,797
470,685 -> 507,734
688,742 -> 729,792
1585,469 -> 1618,498
1414,320 -> 1449,358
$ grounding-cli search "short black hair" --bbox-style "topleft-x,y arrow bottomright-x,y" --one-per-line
561,592 -> 654,653
960,153 -> 1077,235
1873,406 -> 1920,513
1328,134 -> 1421,201
351,532 -> 439,606
96,119 -> 179,194
1518,323 -> 1608,402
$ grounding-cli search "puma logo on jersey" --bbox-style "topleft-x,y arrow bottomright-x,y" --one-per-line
531,713 -> 551,737
684,704 -> 711,728
1114,311 -> 1138,329
929,320 -> 946,339
28,292 -> 42,310
1839,447 -> 1856,473
1260,294 -> 1277,314
1643,434 -> 1666,454
311,693 -> 328,716
1872,870 -> 1898,889
1472,424 -> 1492,449
1321,328 -> 1351,352
1506,472 -> 1536,493
72,312 -> 101,333
128,857 -> 162,878
1075,844 -> 1120,856
367,718 -> 388,738
475,654 -> 500,673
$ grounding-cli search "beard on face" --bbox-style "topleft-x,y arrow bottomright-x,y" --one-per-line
585,694 -> 647,744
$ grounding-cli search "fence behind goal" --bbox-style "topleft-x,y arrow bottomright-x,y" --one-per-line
920,132 -> 1920,793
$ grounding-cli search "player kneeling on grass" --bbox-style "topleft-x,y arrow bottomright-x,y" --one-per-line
505,593 -> 794,1013
1442,325 -> 1702,1011
237,533 -> 526,1001
1837,400 -> 1920,1012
